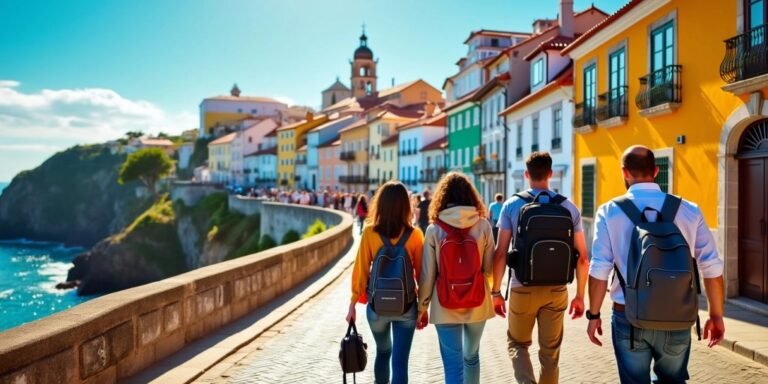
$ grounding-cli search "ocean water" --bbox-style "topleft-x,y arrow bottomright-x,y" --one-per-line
0,241 -> 94,332
0,181 -> 8,195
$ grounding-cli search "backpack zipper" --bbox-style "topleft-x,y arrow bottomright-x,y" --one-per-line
530,240 -> 572,282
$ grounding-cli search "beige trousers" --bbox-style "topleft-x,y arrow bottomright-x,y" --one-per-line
506,285 -> 569,384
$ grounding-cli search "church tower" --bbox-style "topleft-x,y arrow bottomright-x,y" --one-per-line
350,27 -> 377,98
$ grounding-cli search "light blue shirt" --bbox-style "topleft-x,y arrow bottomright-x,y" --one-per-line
497,188 -> 584,288
589,183 -> 724,305
488,201 -> 503,225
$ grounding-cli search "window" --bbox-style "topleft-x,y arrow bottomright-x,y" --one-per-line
651,21 -> 674,75
748,0 -> 766,31
491,38 -> 499,47
609,48 -> 627,99
516,121 -> 523,157
583,64 -> 597,112
552,105 -> 562,151
251,108 -> 258,114
532,58 -> 545,87
237,108 -> 243,113
655,156 -> 671,193
474,107 -> 480,126
465,110 -> 470,127
581,163 -> 596,217
532,115 -> 539,151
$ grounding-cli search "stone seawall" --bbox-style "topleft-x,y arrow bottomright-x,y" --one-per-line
171,182 -> 223,206
0,204 -> 353,384
228,196 -> 342,242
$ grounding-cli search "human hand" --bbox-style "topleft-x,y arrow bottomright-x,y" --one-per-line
587,319 -> 603,346
417,311 -> 429,330
569,296 -> 585,320
345,303 -> 356,324
492,294 -> 506,318
703,315 -> 725,348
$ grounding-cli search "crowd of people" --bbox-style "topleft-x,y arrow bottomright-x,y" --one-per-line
342,147 -> 726,384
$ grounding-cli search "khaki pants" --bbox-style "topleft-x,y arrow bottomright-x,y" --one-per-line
506,285 -> 568,384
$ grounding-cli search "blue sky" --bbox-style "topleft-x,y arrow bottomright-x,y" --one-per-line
0,0 -> 625,181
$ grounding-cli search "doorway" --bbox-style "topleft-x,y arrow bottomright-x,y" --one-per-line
738,119 -> 768,303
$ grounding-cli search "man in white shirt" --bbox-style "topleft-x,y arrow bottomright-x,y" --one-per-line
586,146 -> 725,383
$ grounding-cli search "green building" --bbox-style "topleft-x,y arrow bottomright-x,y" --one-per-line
445,92 -> 482,191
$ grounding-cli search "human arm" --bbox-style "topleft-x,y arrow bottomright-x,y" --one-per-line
586,205 -> 613,346
492,229 -> 512,318
417,226 -> 437,324
569,230 -> 588,319
347,229 -> 374,323
702,276 -> 725,347
688,206 -> 726,347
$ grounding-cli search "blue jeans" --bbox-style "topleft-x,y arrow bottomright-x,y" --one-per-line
366,303 -> 417,384
435,321 -> 486,384
612,311 -> 691,384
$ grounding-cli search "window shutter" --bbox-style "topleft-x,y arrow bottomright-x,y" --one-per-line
655,156 -> 670,193
581,164 -> 596,217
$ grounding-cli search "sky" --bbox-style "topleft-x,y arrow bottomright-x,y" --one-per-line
0,0 -> 626,182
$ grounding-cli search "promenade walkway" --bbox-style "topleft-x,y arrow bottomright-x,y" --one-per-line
191,228 -> 768,384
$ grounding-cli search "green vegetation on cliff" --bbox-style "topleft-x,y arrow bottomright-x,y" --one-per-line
0,144 -> 148,246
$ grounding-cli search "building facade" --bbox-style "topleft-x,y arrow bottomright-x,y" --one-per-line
446,101 -> 482,190
398,112 -> 447,193
564,0 -> 753,299
276,113 -> 329,189
199,84 -> 287,137
306,116 -> 357,191
317,140 -> 345,192
338,119 -> 370,193
208,133 -> 236,184
419,136 -> 448,192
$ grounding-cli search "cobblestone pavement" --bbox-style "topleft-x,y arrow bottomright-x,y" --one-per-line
196,253 -> 768,383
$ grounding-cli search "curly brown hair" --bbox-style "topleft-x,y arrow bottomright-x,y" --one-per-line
428,172 -> 486,223
366,181 -> 413,238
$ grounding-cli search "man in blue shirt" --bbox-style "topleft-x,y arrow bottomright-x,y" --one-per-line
488,193 -> 504,242
586,146 -> 725,383
492,152 -> 589,384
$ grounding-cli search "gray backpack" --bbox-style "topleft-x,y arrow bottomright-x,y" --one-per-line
613,195 -> 701,348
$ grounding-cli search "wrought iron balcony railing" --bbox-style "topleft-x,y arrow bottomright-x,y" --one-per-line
573,101 -> 597,127
339,175 -> 369,184
636,65 -> 682,110
721,24 -> 768,83
340,151 -> 356,161
596,86 -> 629,121
419,168 -> 447,183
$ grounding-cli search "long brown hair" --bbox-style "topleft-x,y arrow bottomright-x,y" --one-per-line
367,181 -> 413,238
429,172 -> 486,222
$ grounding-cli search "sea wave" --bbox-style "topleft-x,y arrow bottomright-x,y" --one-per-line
0,289 -> 14,300
0,239 -> 84,252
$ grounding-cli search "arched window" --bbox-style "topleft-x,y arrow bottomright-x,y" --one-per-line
739,119 -> 768,155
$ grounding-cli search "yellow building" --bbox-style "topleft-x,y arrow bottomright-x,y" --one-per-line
564,0 -> 758,299
338,119 -> 370,193
208,132 -> 236,184
380,133 -> 400,185
199,84 -> 288,137
366,105 -> 423,189
276,113 -> 329,189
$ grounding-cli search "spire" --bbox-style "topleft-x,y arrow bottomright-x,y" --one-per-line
230,83 -> 241,97
360,23 -> 367,47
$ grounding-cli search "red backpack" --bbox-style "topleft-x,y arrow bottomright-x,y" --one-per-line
434,220 -> 485,309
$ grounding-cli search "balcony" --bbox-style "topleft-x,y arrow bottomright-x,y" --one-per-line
295,158 -> 307,165
551,137 -> 562,151
294,175 -> 301,181
596,86 -> 628,128
369,178 -> 380,185
515,147 -> 522,158
255,177 -> 276,183
419,168 -> 446,183
573,102 -> 597,133
340,151 -> 355,161
721,24 -> 768,95
635,65 -> 682,117
369,153 -> 380,160
339,175 -> 369,184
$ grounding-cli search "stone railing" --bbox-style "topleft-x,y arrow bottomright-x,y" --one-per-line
0,204 -> 353,383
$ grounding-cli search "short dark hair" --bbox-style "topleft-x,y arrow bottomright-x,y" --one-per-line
622,147 -> 656,178
526,151 -> 552,181
495,193 -> 503,202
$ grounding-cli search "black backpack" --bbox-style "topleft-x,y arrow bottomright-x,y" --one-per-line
613,195 -> 701,349
339,320 -> 368,384
367,229 -> 416,316
506,191 -> 577,288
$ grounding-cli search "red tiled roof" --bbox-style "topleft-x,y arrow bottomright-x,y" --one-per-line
421,136 -> 448,152
463,29 -> 531,44
398,112 -> 447,131
338,118 -> 370,134
561,0 -> 642,55
209,132 -> 237,145
499,63 -> 573,116
523,35 -> 577,61
382,133 -> 400,146
444,87 -> 483,112
473,73 -> 511,101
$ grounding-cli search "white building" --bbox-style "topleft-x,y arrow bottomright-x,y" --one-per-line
398,112 -> 446,193
244,128 -> 278,187
306,115 -> 356,191
177,142 -> 194,170
419,136 -> 448,193
475,73 -> 509,203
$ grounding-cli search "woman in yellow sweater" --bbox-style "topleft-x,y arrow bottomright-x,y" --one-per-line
417,172 -> 495,384
346,181 -> 424,384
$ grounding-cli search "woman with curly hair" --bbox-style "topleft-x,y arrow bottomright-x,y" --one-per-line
346,181 -> 424,384
417,172 -> 495,384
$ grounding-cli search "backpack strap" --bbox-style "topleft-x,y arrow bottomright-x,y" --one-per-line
394,228 -> 413,248
659,194 -> 682,223
379,232 -> 394,248
549,193 -> 567,205
513,191 -> 535,203
612,196 -> 643,226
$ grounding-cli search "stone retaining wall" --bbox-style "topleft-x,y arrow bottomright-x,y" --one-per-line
0,205 -> 353,384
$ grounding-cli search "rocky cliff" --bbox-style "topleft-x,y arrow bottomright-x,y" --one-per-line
0,145 -> 148,247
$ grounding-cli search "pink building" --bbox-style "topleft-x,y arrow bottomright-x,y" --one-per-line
317,138 -> 345,192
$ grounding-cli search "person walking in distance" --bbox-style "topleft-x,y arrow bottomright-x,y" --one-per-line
417,173 -> 495,384
355,193 -> 369,235
491,152 -> 589,384
586,146 -> 725,383
346,181 -> 424,384
416,190 -> 432,234
488,193 -> 504,242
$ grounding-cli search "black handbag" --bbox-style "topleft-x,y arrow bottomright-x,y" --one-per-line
339,320 -> 367,384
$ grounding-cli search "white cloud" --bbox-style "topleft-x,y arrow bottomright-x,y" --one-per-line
0,80 -> 196,144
